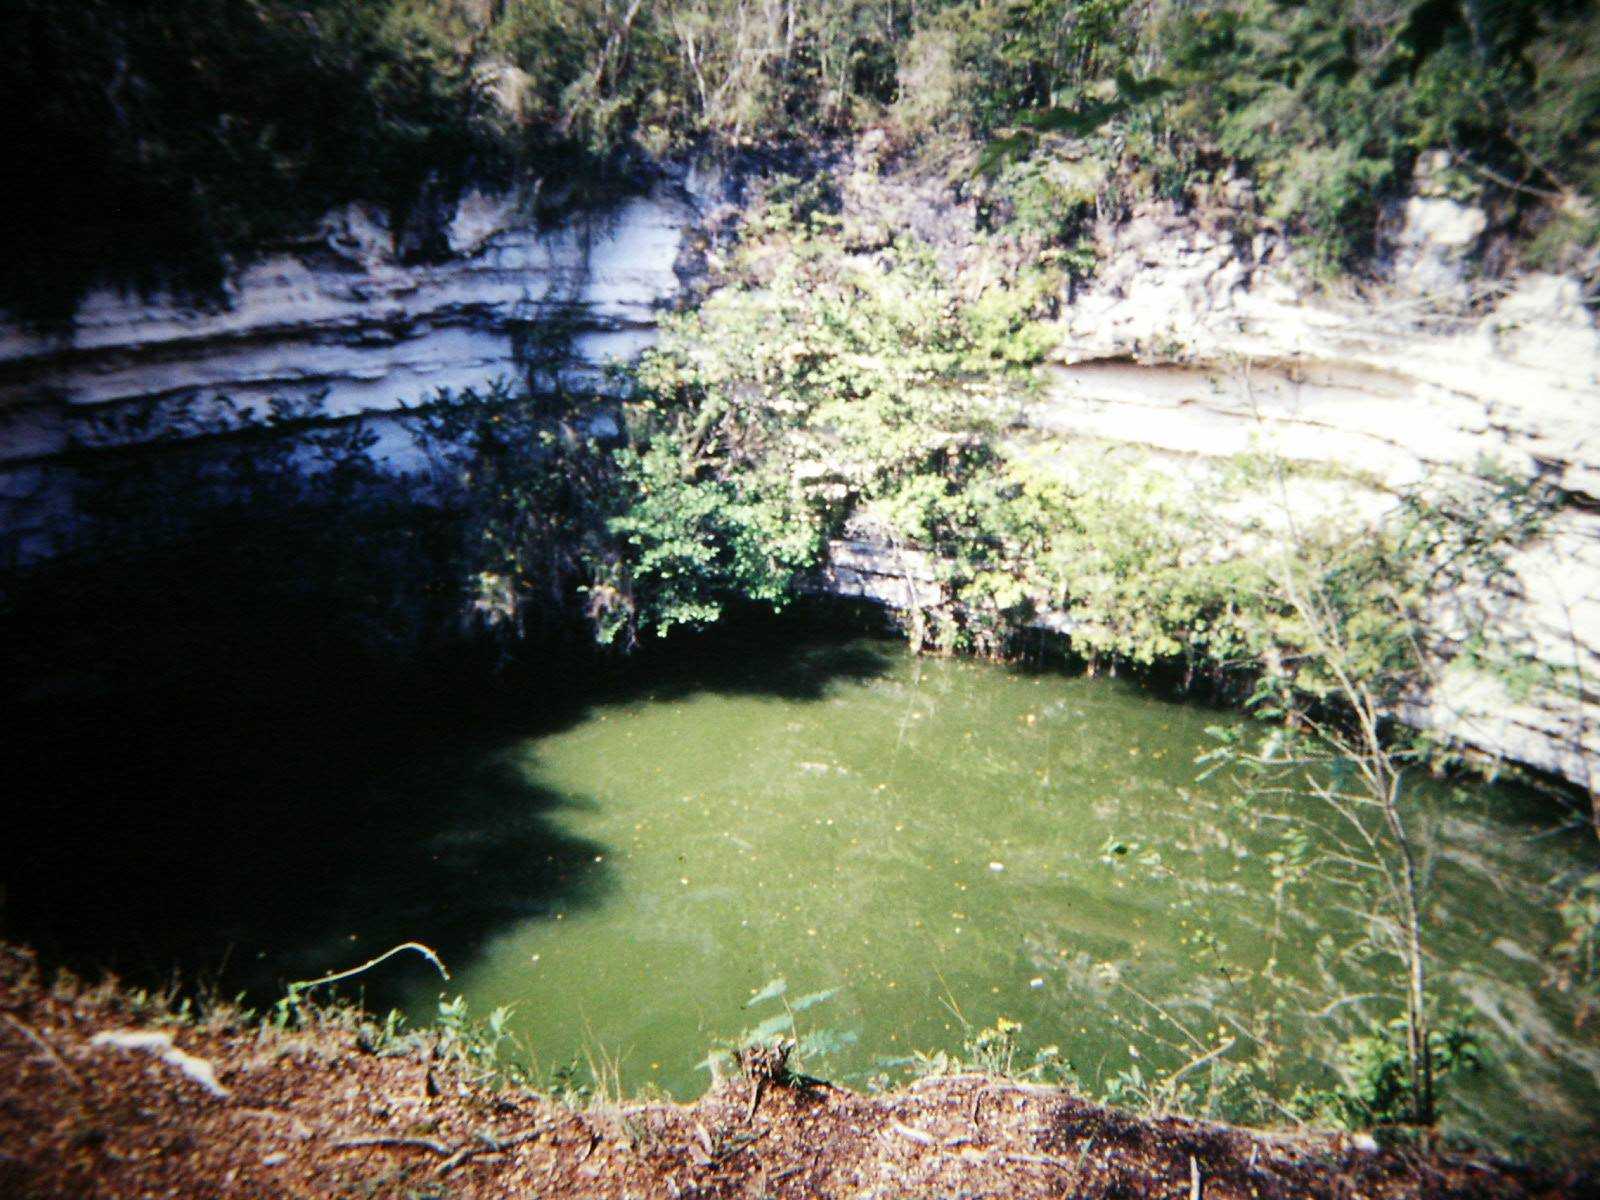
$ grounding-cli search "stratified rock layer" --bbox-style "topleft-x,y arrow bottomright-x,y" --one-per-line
1044,200 -> 1598,792
0,175 -> 1593,791
0,184 -> 699,561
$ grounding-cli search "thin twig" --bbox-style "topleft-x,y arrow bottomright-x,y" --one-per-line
286,943 -> 450,1000
999,1150 -> 1078,1167
1165,1038 -> 1237,1090
437,1145 -> 503,1175
715,1127 -> 770,1164
331,1135 -> 453,1155
889,1122 -> 935,1146
1307,993 -> 1386,1020
1114,981 -> 1208,1054
0,1013 -> 83,1088
438,1122 -> 558,1176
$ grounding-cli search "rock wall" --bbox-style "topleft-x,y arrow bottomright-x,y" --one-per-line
826,195 -> 1598,793
1049,200 -> 1597,793
0,166 -> 1593,792
0,180 -> 705,563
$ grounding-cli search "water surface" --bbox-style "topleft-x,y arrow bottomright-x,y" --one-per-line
390,636 -> 1599,1150
9,625 -> 1595,1152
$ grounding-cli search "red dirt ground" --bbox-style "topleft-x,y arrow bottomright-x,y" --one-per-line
1,945 -> 1593,1199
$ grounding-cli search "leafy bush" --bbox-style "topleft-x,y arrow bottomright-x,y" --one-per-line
698,976 -> 855,1082
582,190 -> 1556,687
599,212 -> 1054,643
412,377 -> 621,648
1291,1016 -> 1482,1129
984,1 -> 1599,274
1157,0 -> 1600,273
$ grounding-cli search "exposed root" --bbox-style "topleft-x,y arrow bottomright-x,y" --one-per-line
735,1037 -> 795,1123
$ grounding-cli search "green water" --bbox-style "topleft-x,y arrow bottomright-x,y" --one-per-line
386,635 -> 1597,1149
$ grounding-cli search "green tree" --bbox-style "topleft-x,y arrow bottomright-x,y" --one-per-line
1199,463 -> 1555,1126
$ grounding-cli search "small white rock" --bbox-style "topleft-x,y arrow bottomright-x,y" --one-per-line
91,1029 -> 228,1097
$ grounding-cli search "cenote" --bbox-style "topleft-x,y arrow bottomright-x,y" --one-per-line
8,616 -> 1598,1153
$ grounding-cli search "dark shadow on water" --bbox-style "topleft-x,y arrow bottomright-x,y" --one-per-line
579,601 -> 897,708
3,677 -> 613,1012
0,600 -> 896,1011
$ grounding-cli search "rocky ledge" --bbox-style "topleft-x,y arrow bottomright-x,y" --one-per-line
0,180 -> 704,563
1038,199 -> 1598,795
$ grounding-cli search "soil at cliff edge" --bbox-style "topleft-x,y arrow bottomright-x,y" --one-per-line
0,945 -> 1591,1200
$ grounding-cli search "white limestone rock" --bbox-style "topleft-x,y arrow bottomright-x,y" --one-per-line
1391,195 -> 1487,300
91,1029 -> 229,1098
447,188 -> 519,256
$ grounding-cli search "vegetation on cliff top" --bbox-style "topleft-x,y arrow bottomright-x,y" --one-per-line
4,0 -> 1597,318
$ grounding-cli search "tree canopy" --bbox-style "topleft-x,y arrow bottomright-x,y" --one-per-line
4,1 -> 1595,318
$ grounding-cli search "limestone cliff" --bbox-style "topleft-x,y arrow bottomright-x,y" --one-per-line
0,180 -> 704,562
811,154 -> 1599,795
0,159 -> 1594,793
1036,200 -> 1598,793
